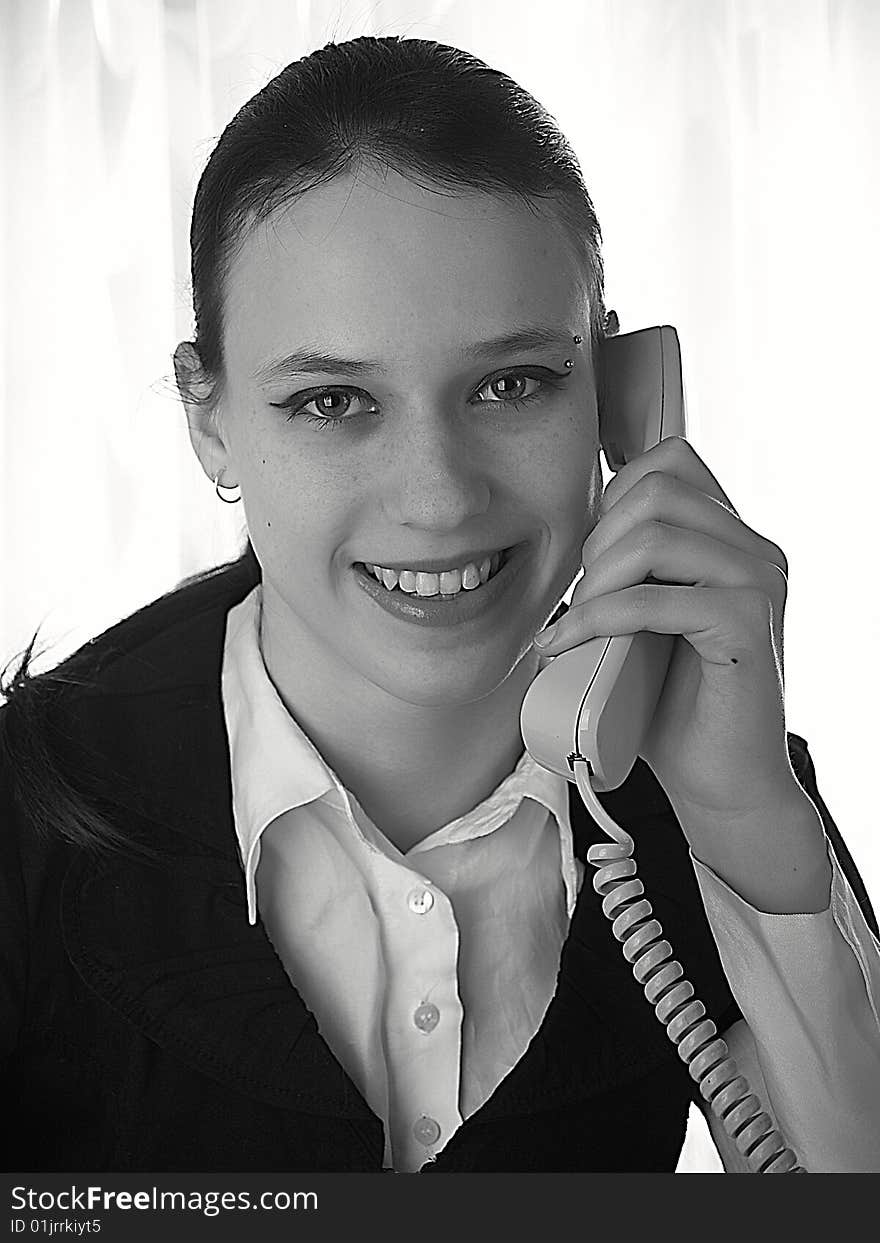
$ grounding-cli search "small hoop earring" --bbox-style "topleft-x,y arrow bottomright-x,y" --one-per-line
214,470 -> 242,504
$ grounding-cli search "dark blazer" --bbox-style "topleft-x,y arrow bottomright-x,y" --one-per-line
1,556 -> 875,1172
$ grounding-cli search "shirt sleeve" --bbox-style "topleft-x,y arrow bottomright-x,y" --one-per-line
691,823 -> 880,1172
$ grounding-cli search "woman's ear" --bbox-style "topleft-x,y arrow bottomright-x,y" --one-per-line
173,341 -> 232,484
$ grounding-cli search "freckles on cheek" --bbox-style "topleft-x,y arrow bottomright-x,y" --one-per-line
539,428 -> 594,510
245,458 -> 298,541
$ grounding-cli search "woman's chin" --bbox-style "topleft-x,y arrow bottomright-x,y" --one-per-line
367,641 -> 540,710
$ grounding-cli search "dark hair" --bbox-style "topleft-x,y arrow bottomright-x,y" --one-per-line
176,34 -> 608,412
4,35 -> 607,855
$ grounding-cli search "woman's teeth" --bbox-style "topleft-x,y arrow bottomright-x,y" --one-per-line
363,553 -> 504,598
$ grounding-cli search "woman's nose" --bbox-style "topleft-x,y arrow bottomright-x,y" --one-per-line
379,413 -> 491,530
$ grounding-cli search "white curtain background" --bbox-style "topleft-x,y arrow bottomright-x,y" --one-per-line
1,0 -> 878,1172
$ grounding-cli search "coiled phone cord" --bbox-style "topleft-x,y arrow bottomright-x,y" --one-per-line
573,759 -> 806,1173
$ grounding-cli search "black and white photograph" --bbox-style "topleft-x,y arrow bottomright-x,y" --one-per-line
1,0 -> 878,1215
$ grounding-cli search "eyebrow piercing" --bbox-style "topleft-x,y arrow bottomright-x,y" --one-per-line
565,333 -> 583,365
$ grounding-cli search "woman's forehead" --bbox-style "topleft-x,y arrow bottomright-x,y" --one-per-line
222,171 -> 588,372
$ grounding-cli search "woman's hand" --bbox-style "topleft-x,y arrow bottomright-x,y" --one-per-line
533,436 -> 830,910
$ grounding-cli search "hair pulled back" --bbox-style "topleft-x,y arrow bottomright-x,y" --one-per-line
180,35 -> 607,410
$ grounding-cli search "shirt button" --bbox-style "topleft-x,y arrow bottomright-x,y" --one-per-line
413,1116 -> 441,1146
407,886 -> 434,914
413,1002 -> 440,1033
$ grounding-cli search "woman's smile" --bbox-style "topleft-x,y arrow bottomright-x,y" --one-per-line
350,542 -> 531,629
361,550 -> 503,597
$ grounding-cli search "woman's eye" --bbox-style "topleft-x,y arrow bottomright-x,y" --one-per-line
474,372 -> 546,404
269,387 -> 379,427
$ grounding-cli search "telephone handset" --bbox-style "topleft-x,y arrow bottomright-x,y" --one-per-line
520,325 -> 685,792
520,326 -> 805,1173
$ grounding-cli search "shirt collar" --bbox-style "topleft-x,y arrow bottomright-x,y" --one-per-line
222,586 -> 578,924
223,587 -> 351,922
410,746 -> 579,916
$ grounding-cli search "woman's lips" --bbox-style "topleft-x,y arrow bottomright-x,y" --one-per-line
351,543 -> 528,628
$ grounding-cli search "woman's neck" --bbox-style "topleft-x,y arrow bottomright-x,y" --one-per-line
258,598 -> 541,853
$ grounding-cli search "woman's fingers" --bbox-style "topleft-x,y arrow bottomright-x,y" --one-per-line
600,434 -> 738,517
587,468 -> 788,579
575,520 -> 789,605
535,581 -> 781,670
535,437 -> 791,673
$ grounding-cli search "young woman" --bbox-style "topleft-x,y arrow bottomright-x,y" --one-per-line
1,36 -> 878,1174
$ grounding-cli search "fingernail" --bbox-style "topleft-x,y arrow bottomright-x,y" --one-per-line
533,624 -> 557,648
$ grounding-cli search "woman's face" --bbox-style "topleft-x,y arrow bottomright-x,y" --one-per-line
198,168 -> 602,708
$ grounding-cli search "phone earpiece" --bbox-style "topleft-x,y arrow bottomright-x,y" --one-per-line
598,325 -> 686,470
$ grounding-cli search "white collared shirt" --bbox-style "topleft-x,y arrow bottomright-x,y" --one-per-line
222,585 -> 880,1172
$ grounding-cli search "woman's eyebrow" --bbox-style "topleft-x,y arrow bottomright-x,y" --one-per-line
252,326 -> 575,385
